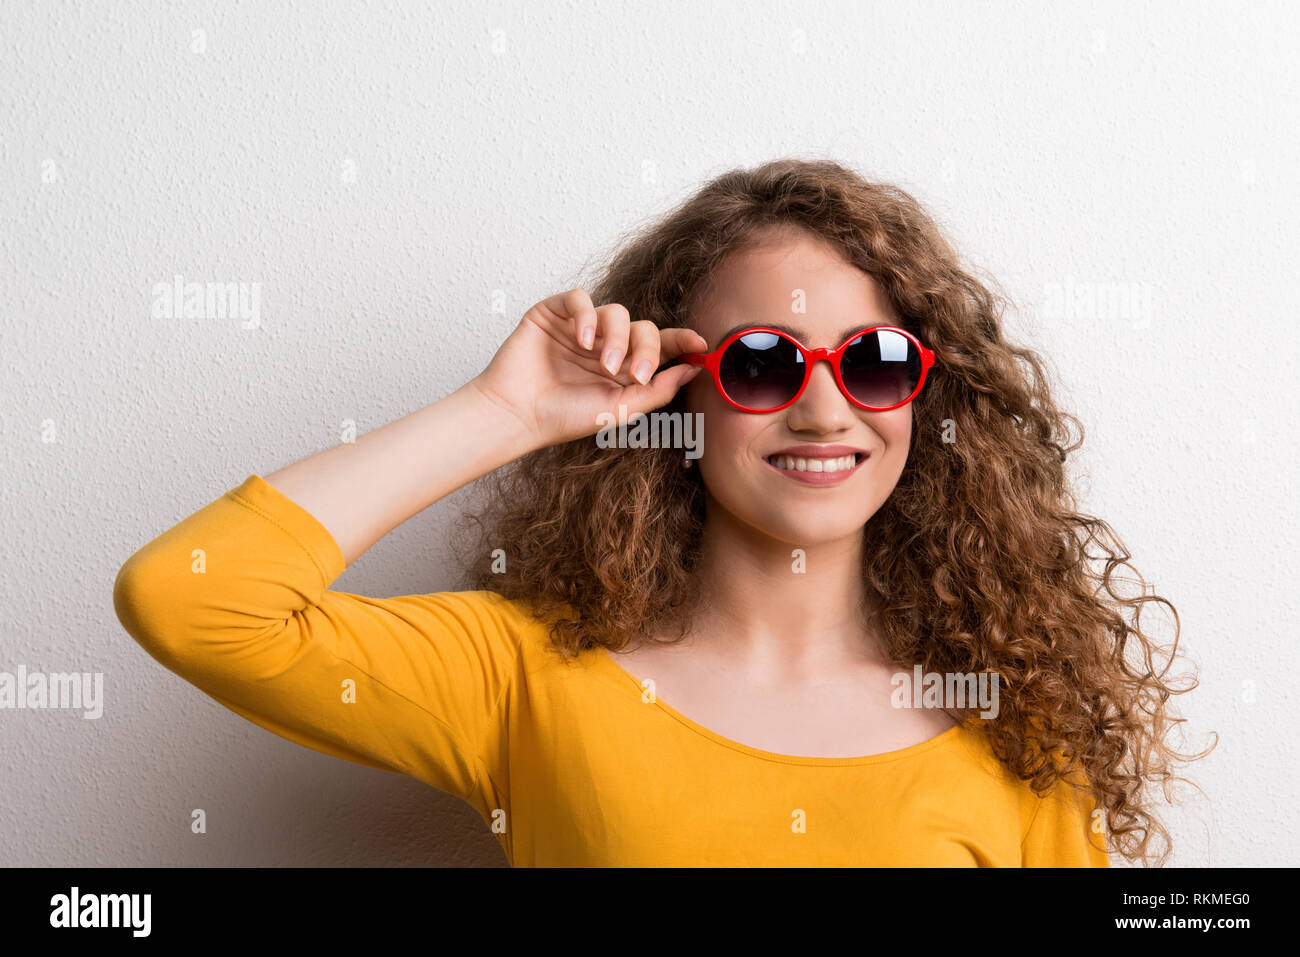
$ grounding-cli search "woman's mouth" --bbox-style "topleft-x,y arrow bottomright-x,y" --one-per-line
763,452 -> 867,485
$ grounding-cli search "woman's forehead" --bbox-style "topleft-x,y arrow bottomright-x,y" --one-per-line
687,244 -> 898,348
691,269 -> 894,348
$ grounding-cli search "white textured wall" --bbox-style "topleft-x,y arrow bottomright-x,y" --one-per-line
2,0 -> 1296,867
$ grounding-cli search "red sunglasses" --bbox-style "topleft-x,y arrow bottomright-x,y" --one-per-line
679,325 -> 936,413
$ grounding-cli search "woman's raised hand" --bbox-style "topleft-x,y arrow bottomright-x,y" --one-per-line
471,288 -> 707,448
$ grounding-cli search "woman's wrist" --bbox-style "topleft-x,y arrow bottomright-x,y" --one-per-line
459,374 -> 545,463
262,378 -> 543,567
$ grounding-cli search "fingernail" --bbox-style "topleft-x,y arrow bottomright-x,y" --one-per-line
581,327 -> 595,350
603,348 -> 622,375
632,360 -> 652,385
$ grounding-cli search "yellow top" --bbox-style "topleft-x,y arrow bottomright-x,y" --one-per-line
113,473 -> 1111,867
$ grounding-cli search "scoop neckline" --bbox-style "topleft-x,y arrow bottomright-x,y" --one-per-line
595,646 -> 967,767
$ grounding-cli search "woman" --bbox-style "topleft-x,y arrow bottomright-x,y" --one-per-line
113,158 -> 1208,866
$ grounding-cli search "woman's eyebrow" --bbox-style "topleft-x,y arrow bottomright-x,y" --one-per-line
714,321 -> 886,345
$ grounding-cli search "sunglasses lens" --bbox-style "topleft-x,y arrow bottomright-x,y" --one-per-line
718,331 -> 805,410
840,329 -> 923,408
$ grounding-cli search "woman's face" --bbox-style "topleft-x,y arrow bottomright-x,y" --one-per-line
683,230 -> 914,548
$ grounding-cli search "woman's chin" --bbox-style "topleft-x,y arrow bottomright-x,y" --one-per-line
745,515 -> 871,550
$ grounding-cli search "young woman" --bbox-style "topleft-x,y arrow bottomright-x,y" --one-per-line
113,159 -> 1208,867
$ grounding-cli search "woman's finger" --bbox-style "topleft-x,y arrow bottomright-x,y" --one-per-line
541,288 -> 598,351
655,326 -> 710,361
624,320 -> 661,385
630,362 -> 702,410
593,302 -> 631,378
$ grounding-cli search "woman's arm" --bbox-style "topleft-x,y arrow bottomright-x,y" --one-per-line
112,470 -> 540,812
263,378 -> 538,568
112,291 -> 702,813
261,289 -> 704,569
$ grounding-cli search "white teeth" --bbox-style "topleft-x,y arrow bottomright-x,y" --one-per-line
766,454 -> 859,473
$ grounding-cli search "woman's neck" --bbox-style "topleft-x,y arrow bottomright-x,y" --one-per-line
687,507 -> 890,681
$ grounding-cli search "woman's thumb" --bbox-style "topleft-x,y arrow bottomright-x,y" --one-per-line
643,363 -> 700,406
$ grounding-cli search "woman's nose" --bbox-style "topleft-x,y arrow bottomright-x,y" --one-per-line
785,360 -> 855,430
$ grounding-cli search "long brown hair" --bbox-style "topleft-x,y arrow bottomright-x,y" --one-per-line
453,158 -> 1213,866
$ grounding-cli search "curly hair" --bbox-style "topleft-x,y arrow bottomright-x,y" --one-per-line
452,157 -> 1214,867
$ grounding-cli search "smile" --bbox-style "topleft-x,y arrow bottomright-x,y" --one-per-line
764,453 -> 860,472
762,452 -> 867,485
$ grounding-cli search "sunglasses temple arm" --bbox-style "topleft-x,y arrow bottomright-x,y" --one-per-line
658,353 -> 709,372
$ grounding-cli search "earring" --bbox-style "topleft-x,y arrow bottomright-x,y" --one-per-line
683,457 -> 694,469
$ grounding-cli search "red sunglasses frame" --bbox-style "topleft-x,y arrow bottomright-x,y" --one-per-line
680,325 -> 936,413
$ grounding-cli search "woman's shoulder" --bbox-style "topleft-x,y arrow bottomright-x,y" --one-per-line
433,589 -> 576,651
420,588 -> 552,622
941,719 -> 1100,819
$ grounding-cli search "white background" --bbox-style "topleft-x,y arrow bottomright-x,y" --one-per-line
2,0 -> 1296,866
